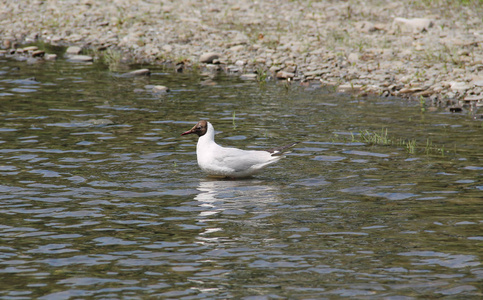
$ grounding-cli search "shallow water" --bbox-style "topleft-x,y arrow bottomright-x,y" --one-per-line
0,54 -> 482,299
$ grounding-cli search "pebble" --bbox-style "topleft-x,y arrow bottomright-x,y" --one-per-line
152,85 -> 169,94
399,86 -> 426,94
276,70 -> 294,79
304,70 -> 327,77
269,65 -> 282,73
162,45 -> 173,53
205,64 -> 221,71
347,53 -> 359,64
337,84 -> 363,93
123,69 -> 151,77
23,46 -> 38,52
235,60 -> 246,66
450,82 -> 471,92
66,46 -> 82,55
31,50 -> 45,57
200,52 -> 220,64
463,95 -> 483,101
67,34 -> 83,42
355,21 -> 376,33
240,73 -> 257,80
393,17 -> 433,33
45,54 -> 57,61
473,80 -> 483,87
67,55 -> 93,62
229,45 -> 244,52
284,65 -> 297,73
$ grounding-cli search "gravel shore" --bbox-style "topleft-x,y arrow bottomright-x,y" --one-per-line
1,0 -> 483,110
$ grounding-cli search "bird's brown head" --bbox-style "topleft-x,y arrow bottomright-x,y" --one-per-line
181,120 -> 208,137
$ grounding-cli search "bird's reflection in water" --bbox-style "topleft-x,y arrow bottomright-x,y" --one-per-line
194,178 -> 281,243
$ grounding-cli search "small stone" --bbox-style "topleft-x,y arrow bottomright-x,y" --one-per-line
226,65 -> 240,73
3,40 -> 13,48
45,54 -> 57,61
450,81 -> 471,92
200,52 -> 219,63
473,80 -> 483,87
23,46 -> 38,52
269,65 -> 282,73
66,46 -> 82,55
31,50 -> 45,57
463,95 -> 483,101
276,70 -> 294,79
240,73 -> 257,80
355,21 -> 376,33
67,34 -> 83,42
50,36 -> 62,43
67,55 -> 93,62
284,65 -> 297,73
304,70 -> 327,77
374,23 -> 388,31
123,69 -> 151,77
415,89 -> 434,97
235,60 -> 246,66
399,86 -> 426,93
337,83 -> 363,93
152,85 -> 169,93
347,53 -> 359,63
229,45 -> 244,52
162,44 -> 173,52
393,17 -> 433,33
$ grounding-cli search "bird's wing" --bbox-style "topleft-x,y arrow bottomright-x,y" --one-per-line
214,147 -> 277,172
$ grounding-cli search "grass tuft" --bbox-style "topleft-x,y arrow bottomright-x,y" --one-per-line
338,128 -> 452,156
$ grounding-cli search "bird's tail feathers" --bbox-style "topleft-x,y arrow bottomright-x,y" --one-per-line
266,142 -> 299,156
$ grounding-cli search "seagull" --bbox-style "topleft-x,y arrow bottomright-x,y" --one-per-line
181,120 -> 297,178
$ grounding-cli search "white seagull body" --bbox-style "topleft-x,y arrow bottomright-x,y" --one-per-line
181,120 -> 297,178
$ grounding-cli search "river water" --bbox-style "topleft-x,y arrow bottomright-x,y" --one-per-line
0,52 -> 482,299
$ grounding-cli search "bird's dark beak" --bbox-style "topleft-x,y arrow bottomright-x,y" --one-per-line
181,129 -> 193,136
181,123 -> 197,136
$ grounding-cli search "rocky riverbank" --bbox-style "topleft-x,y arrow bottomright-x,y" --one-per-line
1,0 -> 483,111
